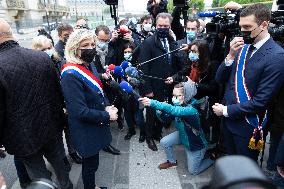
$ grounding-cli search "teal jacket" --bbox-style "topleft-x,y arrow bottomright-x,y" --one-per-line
150,100 -> 207,151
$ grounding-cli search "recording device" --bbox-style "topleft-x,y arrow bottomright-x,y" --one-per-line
202,156 -> 275,189
121,61 -> 132,70
113,66 -> 125,77
117,25 -> 129,38
201,10 -> 240,37
269,10 -> 284,46
173,0 -> 188,7
103,0 -> 118,5
119,81 -> 141,100
26,179 -> 58,189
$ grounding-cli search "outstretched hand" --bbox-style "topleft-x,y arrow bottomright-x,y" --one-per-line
139,97 -> 151,107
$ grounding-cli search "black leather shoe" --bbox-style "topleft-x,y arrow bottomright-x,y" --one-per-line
70,152 -> 82,164
103,145 -> 121,155
153,135 -> 162,142
146,139 -> 158,151
124,130 -> 136,140
139,134 -> 146,143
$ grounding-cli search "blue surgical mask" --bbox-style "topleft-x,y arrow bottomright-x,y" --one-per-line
186,31 -> 196,42
97,41 -> 108,51
188,52 -> 199,62
124,52 -> 132,61
172,97 -> 181,106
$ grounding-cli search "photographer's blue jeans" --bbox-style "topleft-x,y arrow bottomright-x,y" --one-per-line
160,131 -> 214,175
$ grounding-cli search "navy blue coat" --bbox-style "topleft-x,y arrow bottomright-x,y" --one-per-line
215,38 -> 284,138
61,63 -> 112,158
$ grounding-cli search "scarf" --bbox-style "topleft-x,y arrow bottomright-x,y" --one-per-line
189,62 -> 200,82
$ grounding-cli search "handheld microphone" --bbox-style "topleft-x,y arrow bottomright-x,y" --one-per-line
113,66 -> 125,77
197,11 -> 219,17
119,81 -> 141,100
125,66 -> 139,78
107,64 -> 115,71
121,61 -> 132,70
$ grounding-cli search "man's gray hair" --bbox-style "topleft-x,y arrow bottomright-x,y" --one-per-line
156,12 -> 173,23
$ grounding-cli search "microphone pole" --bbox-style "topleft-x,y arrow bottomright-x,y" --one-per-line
136,46 -> 183,68
128,26 -> 146,39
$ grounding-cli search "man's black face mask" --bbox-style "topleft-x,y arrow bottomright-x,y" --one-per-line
240,25 -> 263,44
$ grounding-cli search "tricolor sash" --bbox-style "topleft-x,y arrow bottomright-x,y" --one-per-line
61,63 -> 104,97
234,44 -> 267,151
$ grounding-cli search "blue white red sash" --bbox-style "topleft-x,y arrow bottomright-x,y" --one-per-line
61,63 -> 104,97
234,44 -> 267,129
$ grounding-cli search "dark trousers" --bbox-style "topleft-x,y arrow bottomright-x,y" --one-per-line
15,136 -> 73,189
223,124 -> 259,161
124,108 -> 145,134
145,107 -> 163,140
14,158 -> 31,185
82,153 -> 99,189
267,131 -> 282,171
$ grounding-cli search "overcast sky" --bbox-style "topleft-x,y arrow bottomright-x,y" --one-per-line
123,0 -> 148,12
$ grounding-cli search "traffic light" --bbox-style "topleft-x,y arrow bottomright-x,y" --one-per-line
103,0 -> 118,5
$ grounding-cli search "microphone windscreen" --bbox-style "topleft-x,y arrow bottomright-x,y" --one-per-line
125,67 -> 139,78
113,66 -> 124,77
108,64 -> 116,71
121,61 -> 132,70
119,81 -> 133,93
197,11 -> 218,17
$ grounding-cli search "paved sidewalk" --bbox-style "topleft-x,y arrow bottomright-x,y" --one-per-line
7,122 -> 273,189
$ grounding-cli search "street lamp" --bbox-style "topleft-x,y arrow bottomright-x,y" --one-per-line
43,0 -> 51,35
75,0 -> 78,20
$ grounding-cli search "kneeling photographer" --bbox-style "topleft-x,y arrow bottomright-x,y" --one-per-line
167,39 -> 222,149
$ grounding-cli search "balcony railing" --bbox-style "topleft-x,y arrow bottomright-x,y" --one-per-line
38,3 -> 69,12
6,0 -> 26,9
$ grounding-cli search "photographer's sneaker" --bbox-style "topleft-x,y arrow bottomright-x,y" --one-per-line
158,160 -> 177,170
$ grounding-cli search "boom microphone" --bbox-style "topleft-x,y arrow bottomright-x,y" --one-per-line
136,46 -> 183,67
113,66 -> 125,77
197,11 -> 219,17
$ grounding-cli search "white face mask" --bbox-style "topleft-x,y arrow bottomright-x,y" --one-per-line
143,23 -> 152,32
44,49 -> 55,58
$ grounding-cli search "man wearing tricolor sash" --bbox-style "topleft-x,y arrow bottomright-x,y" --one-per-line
212,4 -> 284,161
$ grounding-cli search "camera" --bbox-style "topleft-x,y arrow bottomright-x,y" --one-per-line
205,11 -> 240,37
26,179 -> 58,189
103,0 -> 118,5
269,10 -> 284,46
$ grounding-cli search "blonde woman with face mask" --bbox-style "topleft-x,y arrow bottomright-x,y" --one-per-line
61,29 -> 118,189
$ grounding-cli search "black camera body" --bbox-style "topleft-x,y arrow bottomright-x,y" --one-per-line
103,0 -> 118,5
206,11 -> 240,37
269,10 -> 284,46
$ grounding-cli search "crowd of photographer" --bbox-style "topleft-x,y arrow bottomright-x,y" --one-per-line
0,0 -> 284,189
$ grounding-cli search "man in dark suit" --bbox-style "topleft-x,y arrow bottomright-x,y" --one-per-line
213,4 -> 284,161
139,13 -> 183,151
